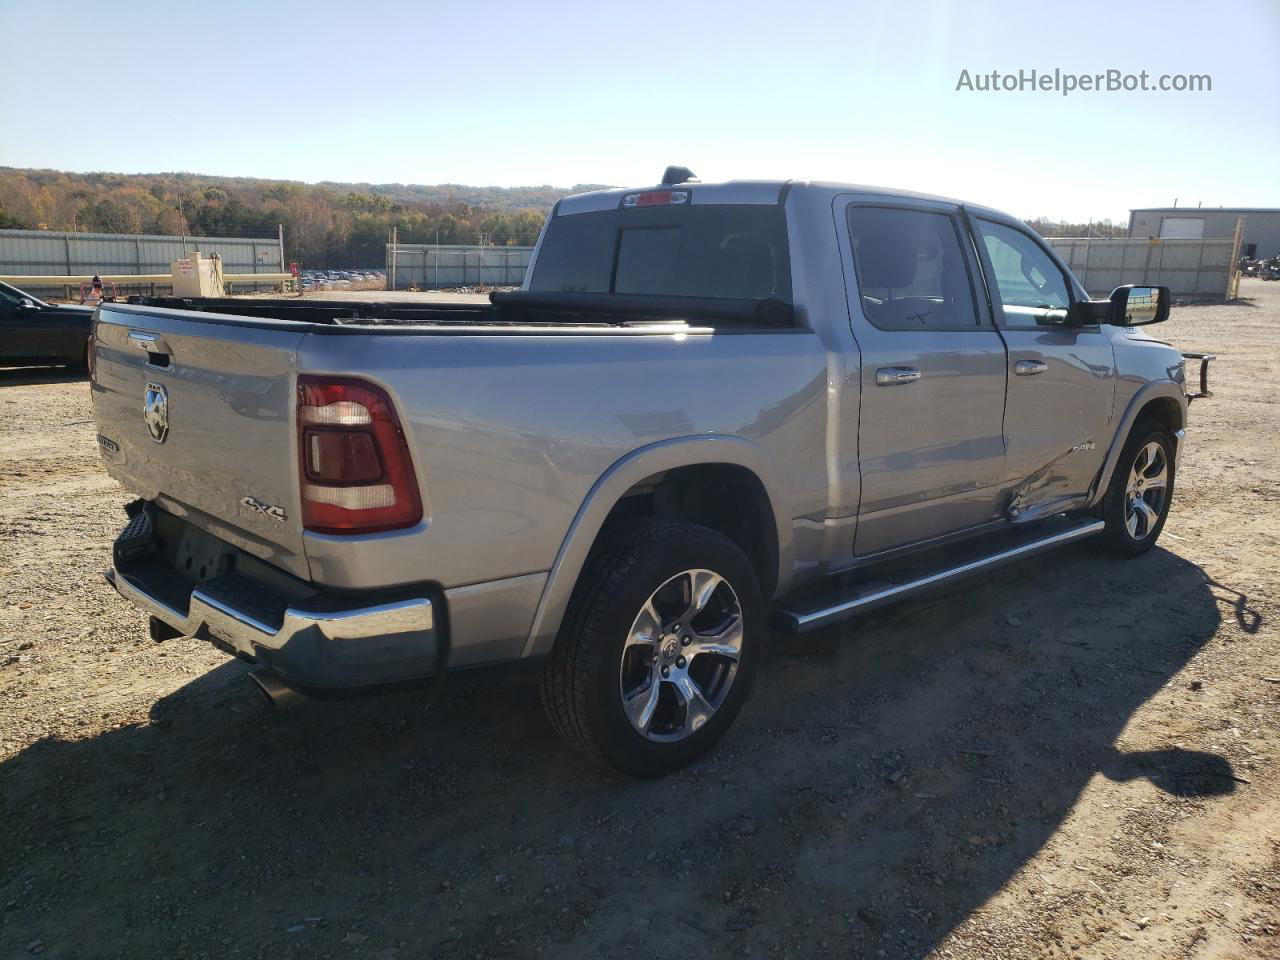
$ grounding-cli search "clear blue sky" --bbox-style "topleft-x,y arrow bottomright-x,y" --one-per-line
1,0 -> 1277,222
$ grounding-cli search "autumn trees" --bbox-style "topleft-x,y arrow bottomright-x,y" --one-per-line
0,168 -> 560,267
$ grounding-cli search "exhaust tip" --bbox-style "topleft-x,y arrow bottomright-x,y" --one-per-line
248,668 -> 305,710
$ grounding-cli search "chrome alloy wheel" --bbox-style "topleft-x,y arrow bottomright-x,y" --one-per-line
619,569 -> 744,743
1124,441 -> 1170,540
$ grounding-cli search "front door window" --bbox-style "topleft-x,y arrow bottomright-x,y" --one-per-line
974,220 -> 1071,326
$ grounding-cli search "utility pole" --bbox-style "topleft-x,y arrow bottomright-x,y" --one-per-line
390,226 -> 398,291
177,196 -> 189,254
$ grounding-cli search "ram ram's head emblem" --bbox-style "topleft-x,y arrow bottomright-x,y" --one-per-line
143,382 -> 169,444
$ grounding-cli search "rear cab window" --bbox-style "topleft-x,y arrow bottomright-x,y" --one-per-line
529,202 -> 792,304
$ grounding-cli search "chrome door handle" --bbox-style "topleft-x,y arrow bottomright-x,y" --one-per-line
1014,359 -> 1048,376
876,366 -> 922,386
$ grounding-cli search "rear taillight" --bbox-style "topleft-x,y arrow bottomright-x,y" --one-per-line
296,376 -> 423,534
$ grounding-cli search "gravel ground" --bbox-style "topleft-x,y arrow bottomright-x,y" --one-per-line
1,281 -> 1277,960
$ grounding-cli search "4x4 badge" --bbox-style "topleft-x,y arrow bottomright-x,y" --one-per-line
143,382 -> 168,444
240,496 -> 287,523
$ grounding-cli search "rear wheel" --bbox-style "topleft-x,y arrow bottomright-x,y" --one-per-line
540,520 -> 763,777
1099,423 -> 1175,557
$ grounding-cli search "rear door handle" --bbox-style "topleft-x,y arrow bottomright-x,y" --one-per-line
876,366 -> 922,386
1014,359 -> 1048,376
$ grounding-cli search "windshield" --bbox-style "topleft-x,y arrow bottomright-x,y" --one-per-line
529,204 -> 792,302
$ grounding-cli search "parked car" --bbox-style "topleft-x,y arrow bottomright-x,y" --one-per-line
91,170 -> 1213,776
0,280 -> 94,371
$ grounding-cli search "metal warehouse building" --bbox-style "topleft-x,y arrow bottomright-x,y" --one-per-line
1128,207 -> 1280,259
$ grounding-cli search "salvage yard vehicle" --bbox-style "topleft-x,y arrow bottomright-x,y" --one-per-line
91,169 -> 1214,776
0,279 -> 93,370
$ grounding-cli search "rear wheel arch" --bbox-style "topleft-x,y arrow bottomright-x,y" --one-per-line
522,437 -> 788,658
596,462 -> 780,600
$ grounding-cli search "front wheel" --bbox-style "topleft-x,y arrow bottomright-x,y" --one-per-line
540,520 -> 763,777
1098,423 -> 1176,557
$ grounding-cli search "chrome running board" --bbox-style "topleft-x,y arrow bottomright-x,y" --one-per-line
772,519 -> 1105,635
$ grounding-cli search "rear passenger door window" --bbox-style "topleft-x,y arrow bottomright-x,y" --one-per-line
973,219 -> 1072,326
847,206 -> 981,331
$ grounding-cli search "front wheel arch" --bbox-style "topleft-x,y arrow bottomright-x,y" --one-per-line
1089,383 -> 1186,508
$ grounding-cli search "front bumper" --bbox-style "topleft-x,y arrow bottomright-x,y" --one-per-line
106,509 -> 443,692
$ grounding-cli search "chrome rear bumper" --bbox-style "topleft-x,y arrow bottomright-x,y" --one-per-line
107,565 -> 440,691
105,504 -> 443,691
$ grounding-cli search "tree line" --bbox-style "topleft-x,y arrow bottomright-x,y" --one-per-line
0,168 -> 1129,268
1026,216 -> 1127,239
0,169 -> 607,268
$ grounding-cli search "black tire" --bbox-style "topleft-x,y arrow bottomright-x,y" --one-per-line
1098,422 -> 1176,558
540,520 -> 764,777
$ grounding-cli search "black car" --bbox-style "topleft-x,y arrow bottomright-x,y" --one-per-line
0,280 -> 94,370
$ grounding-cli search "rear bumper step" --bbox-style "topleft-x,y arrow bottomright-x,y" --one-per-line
772,518 -> 1105,635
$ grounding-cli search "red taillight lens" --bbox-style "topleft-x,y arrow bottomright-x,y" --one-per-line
296,376 -> 422,534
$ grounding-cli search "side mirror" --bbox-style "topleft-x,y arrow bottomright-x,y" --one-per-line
17,298 -> 37,312
1066,284 -> 1172,327
1107,284 -> 1170,326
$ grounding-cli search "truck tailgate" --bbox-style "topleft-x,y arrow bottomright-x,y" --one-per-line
92,303 -> 312,579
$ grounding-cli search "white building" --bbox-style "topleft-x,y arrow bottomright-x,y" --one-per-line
1127,207 -> 1280,259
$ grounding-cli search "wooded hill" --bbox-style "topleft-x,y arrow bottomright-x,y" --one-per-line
0,168 -> 610,268
0,168 -> 1126,268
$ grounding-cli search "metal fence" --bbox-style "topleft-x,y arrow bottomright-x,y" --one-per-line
386,243 -> 534,290
0,228 -> 285,297
1047,236 -> 1236,299
381,237 -> 1237,299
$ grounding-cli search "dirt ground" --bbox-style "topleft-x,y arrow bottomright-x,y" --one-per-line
1,281 -> 1277,960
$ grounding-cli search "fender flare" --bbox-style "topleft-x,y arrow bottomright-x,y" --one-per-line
1087,380 -> 1186,507
521,435 -> 791,658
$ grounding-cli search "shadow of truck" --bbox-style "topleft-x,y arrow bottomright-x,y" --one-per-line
0,542 -> 1251,958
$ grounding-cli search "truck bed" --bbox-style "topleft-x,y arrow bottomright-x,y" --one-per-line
120,295 -> 496,327
119,291 -> 793,329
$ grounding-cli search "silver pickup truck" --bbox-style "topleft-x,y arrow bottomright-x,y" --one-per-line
92,169 -> 1213,776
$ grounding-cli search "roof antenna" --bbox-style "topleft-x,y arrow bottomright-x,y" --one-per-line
661,165 -> 697,185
